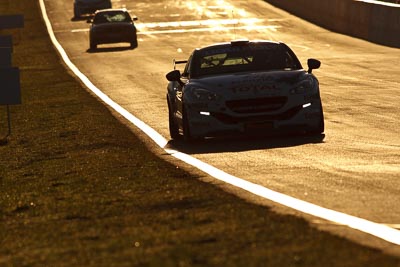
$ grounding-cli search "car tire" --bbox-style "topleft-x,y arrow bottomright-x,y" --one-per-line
309,103 -> 324,135
182,106 -> 193,142
130,40 -> 138,49
90,40 -> 97,50
182,106 -> 204,142
73,6 -> 81,19
317,103 -> 325,133
168,101 -> 180,140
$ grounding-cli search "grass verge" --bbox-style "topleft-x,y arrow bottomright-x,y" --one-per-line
1,1 -> 400,266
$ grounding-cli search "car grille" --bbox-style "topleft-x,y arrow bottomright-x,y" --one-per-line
212,105 -> 302,124
226,96 -> 287,114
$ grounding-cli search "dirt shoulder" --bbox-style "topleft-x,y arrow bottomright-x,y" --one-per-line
1,1 -> 399,266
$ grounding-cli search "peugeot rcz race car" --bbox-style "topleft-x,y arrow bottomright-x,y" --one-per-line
166,40 -> 324,141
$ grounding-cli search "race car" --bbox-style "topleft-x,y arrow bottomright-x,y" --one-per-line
73,0 -> 112,19
166,40 -> 324,141
88,8 -> 138,50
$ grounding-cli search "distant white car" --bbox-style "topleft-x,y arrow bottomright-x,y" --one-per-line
166,40 -> 324,141
73,0 -> 112,18
88,8 -> 138,50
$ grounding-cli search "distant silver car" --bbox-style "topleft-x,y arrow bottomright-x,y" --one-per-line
166,40 -> 324,141
74,0 -> 112,18
88,8 -> 138,50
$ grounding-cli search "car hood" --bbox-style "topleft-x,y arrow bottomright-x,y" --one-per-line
188,70 -> 310,98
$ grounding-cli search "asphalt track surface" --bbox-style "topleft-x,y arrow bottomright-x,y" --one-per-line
42,0 -> 400,256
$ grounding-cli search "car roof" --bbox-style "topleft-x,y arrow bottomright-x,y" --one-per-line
195,39 -> 282,51
94,8 -> 128,14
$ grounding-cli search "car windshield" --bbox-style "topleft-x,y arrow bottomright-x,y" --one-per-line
93,11 -> 131,24
193,43 -> 301,77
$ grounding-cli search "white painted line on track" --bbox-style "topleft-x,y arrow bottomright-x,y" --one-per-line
70,24 -> 279,35
39,0 -> 400,246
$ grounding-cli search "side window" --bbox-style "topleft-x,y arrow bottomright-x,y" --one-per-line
284,51 -> 296,69
279,43 -> 302,70
182,55 -> 192,78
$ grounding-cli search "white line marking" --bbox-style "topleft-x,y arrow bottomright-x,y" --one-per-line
70,25 -> 279,35
137,25 -> 279,35
39,0 -> 400,246
69,18 -> 279,34
136,18 -> 262,28
386,224 -> 400,229
356,0 -> 400,7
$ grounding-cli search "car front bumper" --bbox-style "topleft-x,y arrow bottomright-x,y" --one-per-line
90,28 -> 137,45
184,95 -> 323,138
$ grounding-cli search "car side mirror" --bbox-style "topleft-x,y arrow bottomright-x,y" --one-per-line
307,58 -> 321,73
86,19 -> 92,23
166,70 -> 181,81
132,16 -> 138,21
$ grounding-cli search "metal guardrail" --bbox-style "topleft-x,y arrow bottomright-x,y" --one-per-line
264,0 -> 400,48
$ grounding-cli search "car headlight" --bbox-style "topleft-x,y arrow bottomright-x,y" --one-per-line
291,77 -> 315,94
190,88 -> 221,102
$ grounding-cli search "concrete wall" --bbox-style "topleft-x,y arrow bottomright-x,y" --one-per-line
264,0 -> 400,48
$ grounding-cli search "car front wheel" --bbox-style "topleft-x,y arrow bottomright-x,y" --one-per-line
73,6 -> 81,18
130,40 -> 138,49
168,101 -> 180,140
308,103 -> 324,135
90,40 -> 97,50
182,106 -> 203,142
